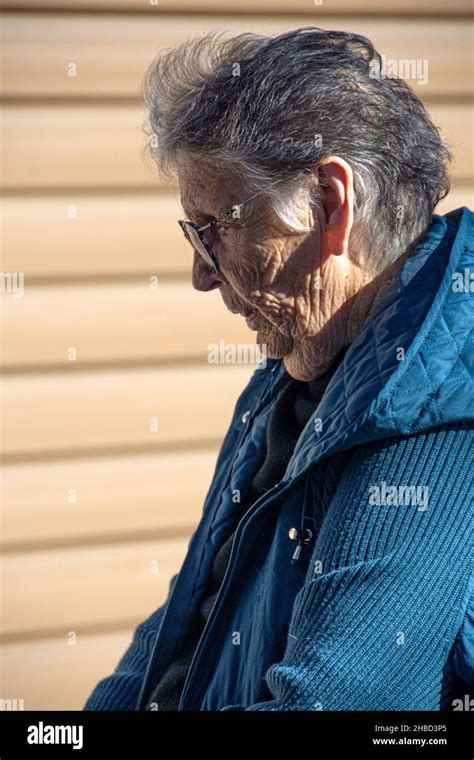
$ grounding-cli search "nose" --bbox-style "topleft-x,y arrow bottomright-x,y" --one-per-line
191,251 -> 223,292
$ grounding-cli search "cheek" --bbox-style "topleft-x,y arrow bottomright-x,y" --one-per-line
218,236 -> 260,293
218,232 -> 289,320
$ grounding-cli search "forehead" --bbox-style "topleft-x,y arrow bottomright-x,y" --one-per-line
178,166 -> 244,217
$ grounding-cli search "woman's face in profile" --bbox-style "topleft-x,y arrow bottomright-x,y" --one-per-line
177,159 -> 366,381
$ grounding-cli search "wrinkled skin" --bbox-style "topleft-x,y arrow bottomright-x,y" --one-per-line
178,157 -> 411,381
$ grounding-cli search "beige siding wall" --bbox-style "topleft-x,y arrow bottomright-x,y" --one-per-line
1,0 -> 473,710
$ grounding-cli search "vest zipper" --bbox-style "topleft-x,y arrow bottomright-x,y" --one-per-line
176,478 -> 290,711
135,362 -> 288,711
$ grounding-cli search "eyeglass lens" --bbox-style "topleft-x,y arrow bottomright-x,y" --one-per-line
183,223 -> 216,270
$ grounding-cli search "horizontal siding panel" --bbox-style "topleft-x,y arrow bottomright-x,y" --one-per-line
0,538 -> 187,637
2,283 -> 256,368
436,185 -> 474,215
2,14 -> 472,98
1,630 -> 135,710
2,104 -> 155,189
3,102 -> 472,190
2,449 -> 217,548
2,364 -> 254,458
3,1 -> 472,14
2,186 -> 473,280
1,193 -> 187,279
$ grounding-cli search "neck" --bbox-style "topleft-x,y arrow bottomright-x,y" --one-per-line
285,247 -> 412,381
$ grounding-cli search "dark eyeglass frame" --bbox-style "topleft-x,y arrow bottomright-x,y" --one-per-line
178,173 -> 304,273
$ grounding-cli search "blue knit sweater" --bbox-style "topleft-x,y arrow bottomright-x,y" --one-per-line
84,208 -> 473,711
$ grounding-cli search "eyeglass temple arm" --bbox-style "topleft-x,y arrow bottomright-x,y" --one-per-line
198,174 -> 295,231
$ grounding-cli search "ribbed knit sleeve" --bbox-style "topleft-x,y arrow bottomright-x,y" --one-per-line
242,422 -> 473,711
83,572 -> 180,710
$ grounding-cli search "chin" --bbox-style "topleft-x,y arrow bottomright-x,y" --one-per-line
256,326 -> 292,360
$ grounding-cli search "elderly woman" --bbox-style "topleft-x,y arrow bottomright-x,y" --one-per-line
85,28 -> 473,712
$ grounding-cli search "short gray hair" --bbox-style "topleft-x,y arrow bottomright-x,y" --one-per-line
141,27 -> 451,272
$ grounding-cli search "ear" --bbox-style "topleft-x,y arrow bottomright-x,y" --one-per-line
314,156 -> 354,259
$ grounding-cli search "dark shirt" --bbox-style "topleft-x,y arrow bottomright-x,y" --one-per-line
145,347 -> 348,710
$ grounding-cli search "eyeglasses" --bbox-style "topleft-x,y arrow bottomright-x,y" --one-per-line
178,175 -> 296,273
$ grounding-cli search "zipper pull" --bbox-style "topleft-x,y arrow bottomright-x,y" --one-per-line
289,527 -> 313,564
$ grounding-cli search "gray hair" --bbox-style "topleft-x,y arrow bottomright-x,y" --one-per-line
141,27 -> 451,272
